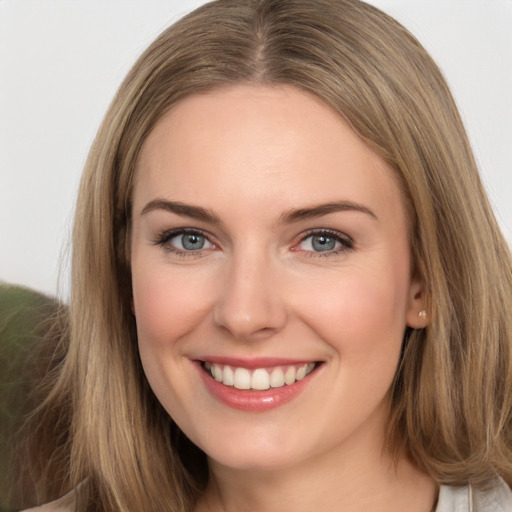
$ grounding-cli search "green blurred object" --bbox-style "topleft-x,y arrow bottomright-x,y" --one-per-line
0,283 -> 64,512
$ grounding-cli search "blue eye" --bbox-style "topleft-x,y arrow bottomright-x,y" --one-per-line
172,232 -> 208,251
155,229 -> 214,254
298,231 -> 352,255
311,235 -> 337,251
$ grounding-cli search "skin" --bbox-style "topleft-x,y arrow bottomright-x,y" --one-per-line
130,84 -> 436,511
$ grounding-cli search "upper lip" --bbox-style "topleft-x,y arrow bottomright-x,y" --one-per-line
195,356 -> 319,369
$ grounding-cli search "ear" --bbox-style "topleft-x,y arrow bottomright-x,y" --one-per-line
405,277 -> 428,329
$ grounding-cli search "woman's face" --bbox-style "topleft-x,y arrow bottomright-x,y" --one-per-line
131,85 -> 425,472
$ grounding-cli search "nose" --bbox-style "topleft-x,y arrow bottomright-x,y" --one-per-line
213,251 -> 288,341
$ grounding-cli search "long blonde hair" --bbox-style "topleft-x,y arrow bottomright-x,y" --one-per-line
25,0 -> 512,510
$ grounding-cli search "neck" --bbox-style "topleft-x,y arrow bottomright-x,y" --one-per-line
195,428 -> 437,512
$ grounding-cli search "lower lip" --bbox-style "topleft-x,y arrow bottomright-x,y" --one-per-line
195,362 -> 318,412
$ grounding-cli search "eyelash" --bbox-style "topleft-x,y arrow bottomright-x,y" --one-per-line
294,229 -> 354,257
153,228 -> 214,258
153,228 -> 354,258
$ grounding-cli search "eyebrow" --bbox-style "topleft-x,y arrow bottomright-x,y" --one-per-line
280,201 -> 378,223
140,199 -> 221,223
140,198 -> 377,224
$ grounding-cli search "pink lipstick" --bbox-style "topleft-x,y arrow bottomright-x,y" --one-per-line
195,358 -> 320,412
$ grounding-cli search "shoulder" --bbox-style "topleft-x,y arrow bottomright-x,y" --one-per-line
437,477 -> 512,512
22,504 -> 72,512
475,478 -> 512,512
22,493 -> 74,512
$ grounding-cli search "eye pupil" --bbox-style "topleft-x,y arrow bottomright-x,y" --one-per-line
312,235 -> 335,251
182,233 -> 205,250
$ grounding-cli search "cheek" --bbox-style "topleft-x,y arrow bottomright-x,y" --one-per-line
298,263 -> 409,359
132,263 -> 215,350
131,263 -> 218,419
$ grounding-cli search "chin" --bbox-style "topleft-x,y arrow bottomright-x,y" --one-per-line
191,420 -> 320,473
206,446 -> 302,473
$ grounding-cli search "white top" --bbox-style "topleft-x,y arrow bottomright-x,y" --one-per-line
26,478 -> 512,511
436,478 -> 512,512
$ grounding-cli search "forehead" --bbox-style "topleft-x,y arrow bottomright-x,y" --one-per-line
133,84 -> 406,227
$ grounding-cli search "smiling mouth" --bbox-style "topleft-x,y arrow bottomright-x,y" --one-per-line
201,361 -> 319,390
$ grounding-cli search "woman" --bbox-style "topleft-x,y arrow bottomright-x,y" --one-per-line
22,0 -> 512,511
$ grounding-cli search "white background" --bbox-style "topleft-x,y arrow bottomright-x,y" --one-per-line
1,0 -> 511,299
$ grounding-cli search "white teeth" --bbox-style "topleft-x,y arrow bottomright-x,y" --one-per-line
296,365 -> 306,380
270,367 -> 285,388
284,366 -> 296,385
251,369 -> 270,390
223,365 -> 234,386
206,362 -> 317,390
233,367 -> 251,390
213,364 -> 223,382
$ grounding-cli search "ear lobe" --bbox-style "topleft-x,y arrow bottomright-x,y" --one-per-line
406,278 -> 428,329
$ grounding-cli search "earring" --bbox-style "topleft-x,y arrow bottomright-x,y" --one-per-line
418,310 -> 427,321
